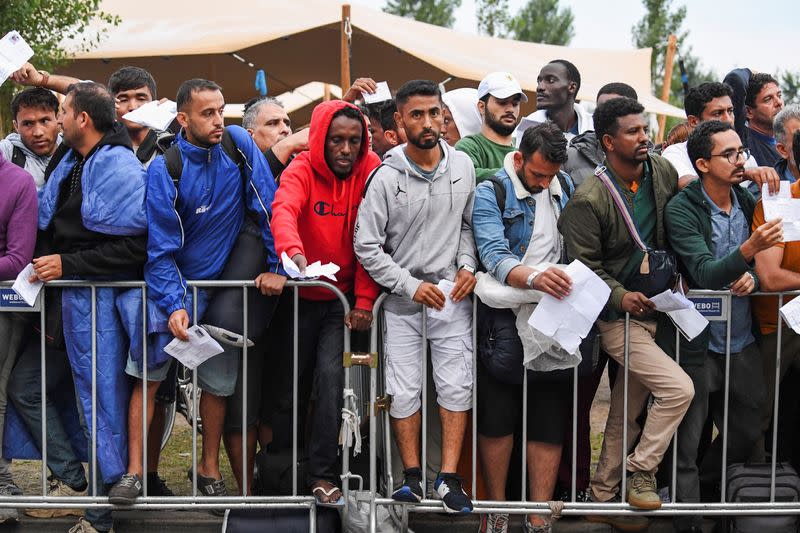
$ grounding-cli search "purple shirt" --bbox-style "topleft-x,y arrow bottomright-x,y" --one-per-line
0,153 -> 37,280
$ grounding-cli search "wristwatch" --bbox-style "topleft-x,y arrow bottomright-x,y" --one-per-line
460,264 -> 476,274
526,269 -> 542,289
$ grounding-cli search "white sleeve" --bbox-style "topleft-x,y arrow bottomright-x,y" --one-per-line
661,142 -> 697,178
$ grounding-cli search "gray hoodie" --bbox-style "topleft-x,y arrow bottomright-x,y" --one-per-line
0,133 -> 62,191
354,139 -> 477,315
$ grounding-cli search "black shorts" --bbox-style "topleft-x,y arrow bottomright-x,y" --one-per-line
476,358 -> 571,444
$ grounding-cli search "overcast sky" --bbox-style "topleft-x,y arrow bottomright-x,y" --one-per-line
350,0 -> 796,81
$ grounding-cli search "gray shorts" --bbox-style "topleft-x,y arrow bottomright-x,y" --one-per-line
196,344 -> 241,397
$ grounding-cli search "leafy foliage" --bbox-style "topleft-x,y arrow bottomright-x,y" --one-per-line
508,0 -> 575,45
383,0 -> 462,28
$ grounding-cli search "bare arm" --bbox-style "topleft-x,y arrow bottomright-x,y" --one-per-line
755,246 -> 800,292
11,62 -> 80,94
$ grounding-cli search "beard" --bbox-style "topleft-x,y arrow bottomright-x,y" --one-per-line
408,128 -> 439,149
486,110 -> 517,137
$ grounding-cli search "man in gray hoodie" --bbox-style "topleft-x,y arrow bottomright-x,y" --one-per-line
0,88 -> 61,191
354,79 -> 478,514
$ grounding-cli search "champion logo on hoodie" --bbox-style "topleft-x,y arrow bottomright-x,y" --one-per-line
313,200 -> 355,217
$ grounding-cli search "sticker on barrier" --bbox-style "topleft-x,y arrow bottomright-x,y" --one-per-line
0,287 -> 39,312
690,296 -> 727,321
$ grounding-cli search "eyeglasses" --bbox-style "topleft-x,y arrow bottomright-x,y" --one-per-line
709,147 -> 751,165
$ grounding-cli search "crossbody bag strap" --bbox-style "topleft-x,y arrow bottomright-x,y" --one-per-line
593,165 -> 648,252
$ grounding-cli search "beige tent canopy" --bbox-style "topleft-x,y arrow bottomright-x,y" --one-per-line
58,0 -> 685,118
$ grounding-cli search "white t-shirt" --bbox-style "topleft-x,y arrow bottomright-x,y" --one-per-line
662,140 -> 758,179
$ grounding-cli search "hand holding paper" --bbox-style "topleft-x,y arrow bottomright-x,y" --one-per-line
0,31 -> 34,87
362,81 -> 392,104
280,251 -> 340,281
163,325 -> 224,370
12,264 -> 42,306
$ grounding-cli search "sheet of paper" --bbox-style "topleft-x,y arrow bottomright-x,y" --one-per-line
667,306 -> 708,341
780,297 -> 800,335
650,287 -> 694,312
122,99 -> 177,132
280,251 -> 340,281
163,325 -> 224,370
0,31 -> 34,86
11,264 -> 42,306
528,260 -> 611,354
428,279 -> 457,321
362,81 -> 392,104
762,182 -> 800,242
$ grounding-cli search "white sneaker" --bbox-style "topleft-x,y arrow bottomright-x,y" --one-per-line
478,513 -> 509,533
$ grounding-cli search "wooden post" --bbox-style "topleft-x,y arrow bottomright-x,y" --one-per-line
340,4 -> 351,94
323,83 -> 332,101
656,34 -> 678,144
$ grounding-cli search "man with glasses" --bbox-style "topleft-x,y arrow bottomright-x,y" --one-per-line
665,120 -> 782,533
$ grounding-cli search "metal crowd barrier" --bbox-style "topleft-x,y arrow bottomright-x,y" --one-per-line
0,279 -> 363,531
361,289 -> 800,533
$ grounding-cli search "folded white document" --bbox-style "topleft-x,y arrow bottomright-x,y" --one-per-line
780,296 -> 800,335
163,325 -> 224,370
362,81 -> 392,104
762,182 -> 800,242
280,251 -> 340,281
0,31 -> 34,87
650,287 -> 694,312
428,279 -> 457,321
665,283 -> 709,341
122,100 -> 177,132
11,264 -> 42,306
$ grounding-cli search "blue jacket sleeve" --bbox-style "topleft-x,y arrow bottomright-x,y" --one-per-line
144,157 -> 189,315
230,126 -> 285,275
472,181 -> 522,283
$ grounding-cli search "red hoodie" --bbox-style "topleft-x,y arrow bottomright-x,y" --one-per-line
272,100 -> 381,311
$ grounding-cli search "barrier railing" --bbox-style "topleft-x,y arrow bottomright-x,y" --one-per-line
0,279 -> 360,531
363,289 -> 800,532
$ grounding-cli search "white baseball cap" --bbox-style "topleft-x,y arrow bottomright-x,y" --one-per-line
477,72 -> 528,102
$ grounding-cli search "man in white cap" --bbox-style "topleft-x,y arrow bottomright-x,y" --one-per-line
456,72 -> 527,182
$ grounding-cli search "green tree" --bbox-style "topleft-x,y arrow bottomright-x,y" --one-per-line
476,0 -> 510,37
780,70 -> 800,105
508,0 -> 575,45
383,0 -> 462,28
0,0 -> 119,136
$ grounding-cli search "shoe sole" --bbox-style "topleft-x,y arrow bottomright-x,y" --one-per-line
391,486 -> 422,503
441,502 -> 472,514
108,494 -> 138,505
585,514 -> 649,532
627,494 -> 662,510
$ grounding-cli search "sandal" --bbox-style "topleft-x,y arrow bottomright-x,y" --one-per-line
311,480 -> 345,508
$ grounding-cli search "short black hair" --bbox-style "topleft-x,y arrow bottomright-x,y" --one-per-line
518,122 -> 568,164
686,120 -> 734,176
176,79 -> 222,111
65,82 -> 116,133
746,73 -> 779,108
597,82 -> 637,102
548,59 -> 581,93
395,80 -> 441,109
331,105 -> 364,126
684,82 -> 733,118
11,87 -> 59,120
107,66 -> 157,99
367,100 -> 398,132
792,130 -> 800,170
593,97 -> 645,152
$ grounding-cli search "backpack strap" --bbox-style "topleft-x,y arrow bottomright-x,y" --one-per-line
221,128 -> 247,179
486,174 -> 506,213
164,144 -> 183,186
11,145 -> 26,169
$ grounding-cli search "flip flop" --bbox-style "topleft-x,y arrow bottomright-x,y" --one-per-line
312,482 -> 345,508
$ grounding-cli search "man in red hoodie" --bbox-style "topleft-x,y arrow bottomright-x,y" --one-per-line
270,100 -> 380,505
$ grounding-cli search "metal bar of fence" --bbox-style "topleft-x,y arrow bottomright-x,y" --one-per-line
39,288 -> 47,497
91,285 -> 98,498
621,313 -> 630,504
242,284 -> 248,498
720,293 -> 732,502
421,306 -> 428,496
671,326 -> 681,504
571,364 -> 578,503
142,285 -> 148,498
471,297 -> 478,500
292,285 -> 299,497
771,293 -> 783,502
192,286 -> 198,499
520,360 -> 528,501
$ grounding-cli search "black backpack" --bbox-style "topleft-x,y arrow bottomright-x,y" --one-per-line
10,145 -> 26,169
163,128 -> 246,187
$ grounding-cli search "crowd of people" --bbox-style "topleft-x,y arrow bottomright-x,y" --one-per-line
0,56 -> 798,533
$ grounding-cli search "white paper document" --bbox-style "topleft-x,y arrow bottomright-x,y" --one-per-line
362,81 -> 392,104
762,182 -> 800,242
779,297 -> 800,335
163,325 -> 224,370
428,279 -> 456,321
665,283 -> 709,341
0,31 -> 34,87
11,264 -> 42,306
280,251 -> 340,281
122,99 -> 177,132
528,260 -> 611,354
650,287 -> 694,312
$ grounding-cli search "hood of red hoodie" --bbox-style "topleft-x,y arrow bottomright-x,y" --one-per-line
303,99 -> 372,182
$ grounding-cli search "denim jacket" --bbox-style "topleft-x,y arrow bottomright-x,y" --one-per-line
473,166 -> 572,283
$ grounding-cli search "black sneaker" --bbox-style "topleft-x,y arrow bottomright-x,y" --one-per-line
146,473 -> 174,497
188,469 -> 227,517
108,473 -> 142,505
434,472 -> 473,513
391,467 -> 424,503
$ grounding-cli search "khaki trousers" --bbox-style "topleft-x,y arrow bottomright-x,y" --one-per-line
590,318 -> 694,502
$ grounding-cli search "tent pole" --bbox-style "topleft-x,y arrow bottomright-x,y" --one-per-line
341,4 -> 352,94
656,34 -> 678,144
